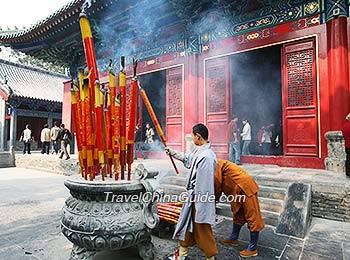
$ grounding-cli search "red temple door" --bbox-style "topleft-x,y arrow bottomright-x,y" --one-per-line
166,67 -> 183,151
205,57 -> 231,158
282,39 -> 319,156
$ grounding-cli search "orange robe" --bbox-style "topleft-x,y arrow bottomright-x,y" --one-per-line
215,159 -> 265,232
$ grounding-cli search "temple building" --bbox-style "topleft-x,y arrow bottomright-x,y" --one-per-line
0,59 -> 66,151
0,0 -> 349,168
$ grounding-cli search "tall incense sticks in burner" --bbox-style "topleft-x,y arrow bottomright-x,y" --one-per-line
138,82 -> 179,174
79,12 -> 105,180
70,80 -> 83,177
76,10 -> 178,181
110,65 -> 121,180
78,68 -> 94,180
119,57 -> 127,180
127,59 -> 139,180
101,81 -> 112,178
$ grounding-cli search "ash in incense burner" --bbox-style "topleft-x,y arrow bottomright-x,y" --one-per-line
61,164 -> 160,260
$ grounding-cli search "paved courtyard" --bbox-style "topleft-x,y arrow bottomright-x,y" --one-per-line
0,162 -> 349,259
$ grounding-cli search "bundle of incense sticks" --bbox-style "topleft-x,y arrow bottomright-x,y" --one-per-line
72,11 -> 178,181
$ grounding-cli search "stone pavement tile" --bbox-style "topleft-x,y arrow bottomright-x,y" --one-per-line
299,252 -> 336,260
96,248 -> 141,260
214,219 -> 289,251
151,235 -> 178,259
16,234 -> 72,260
95,236 -> 178,260
280,238 -> 303,260
0,211 -> 62,246
187,237 -> 282,260
302,236 -> 343,260
344,243 -> 350,260
255,226 -> 290,251
0,244 -> 39,260
192,219 -> 285,259
309,218 -> 350,244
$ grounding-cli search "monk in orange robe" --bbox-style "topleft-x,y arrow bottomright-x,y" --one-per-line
215,159 -> 264,258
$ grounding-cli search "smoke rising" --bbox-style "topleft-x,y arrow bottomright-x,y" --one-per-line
85,1 -> 284,156
231,44 -> 283,155
95,0 -> 177,70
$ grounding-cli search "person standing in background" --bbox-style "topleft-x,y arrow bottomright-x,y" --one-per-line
227,115 -> 241,165
241,119 -> 251,155
261,126 -> 272,155
134,124 -> 146,159
19,124 -> 34,154
40,124 -> 51,155
144,122 -> 155,144
58,124 -> 71,160
341,113 -> 350,178
50,122 -> 61,154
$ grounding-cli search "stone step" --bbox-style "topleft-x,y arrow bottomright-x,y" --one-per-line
216,203 -> 280,227
158,184 -> 282,227
161,173 -> 291,189
161,184 -> 284,213
160,180 -> 287,201
258,197 -> 284,213
219,196 -> 284,213
258,185 -> 286,200
253,177 -> 290,189
160,183 -> 284,215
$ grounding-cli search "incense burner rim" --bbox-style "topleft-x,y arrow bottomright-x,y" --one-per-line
64,175 -> 145,193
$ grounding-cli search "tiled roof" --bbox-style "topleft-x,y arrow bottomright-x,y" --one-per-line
0,59 -> 68,102
0,0 -> 82,41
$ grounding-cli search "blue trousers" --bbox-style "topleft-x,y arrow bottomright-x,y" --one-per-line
242,140 -> 251,155
229,141 -> 241,164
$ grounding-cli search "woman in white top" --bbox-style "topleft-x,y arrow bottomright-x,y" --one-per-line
240,119 -> 251,155
145,123 -> 154,144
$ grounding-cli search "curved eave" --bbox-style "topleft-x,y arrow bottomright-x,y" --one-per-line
0,0 -> 83,43
9,94 -> 63,104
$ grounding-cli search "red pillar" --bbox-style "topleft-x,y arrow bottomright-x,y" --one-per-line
327,17 -> 350,129
184,54 -> 199,139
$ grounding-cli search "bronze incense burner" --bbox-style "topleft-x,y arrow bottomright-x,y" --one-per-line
61,164 -> 160,260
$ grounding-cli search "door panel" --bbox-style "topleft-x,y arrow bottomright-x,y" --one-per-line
282,39 -> 318,156
166,67 -> 182,151
205,57 -> 230,158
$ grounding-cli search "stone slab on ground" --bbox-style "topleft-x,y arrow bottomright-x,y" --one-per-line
187,218 -> 350,260
276,183 -> 312,238
0,151 -> 15,168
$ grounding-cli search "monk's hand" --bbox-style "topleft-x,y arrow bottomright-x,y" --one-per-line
165,147 -> 185,162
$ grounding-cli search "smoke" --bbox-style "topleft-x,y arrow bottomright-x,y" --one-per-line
84,1 -> 284,156
186,2 -> 231,36
93,0 -> 237,69
230,44 -> 283,155
95,0 -> 175,70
